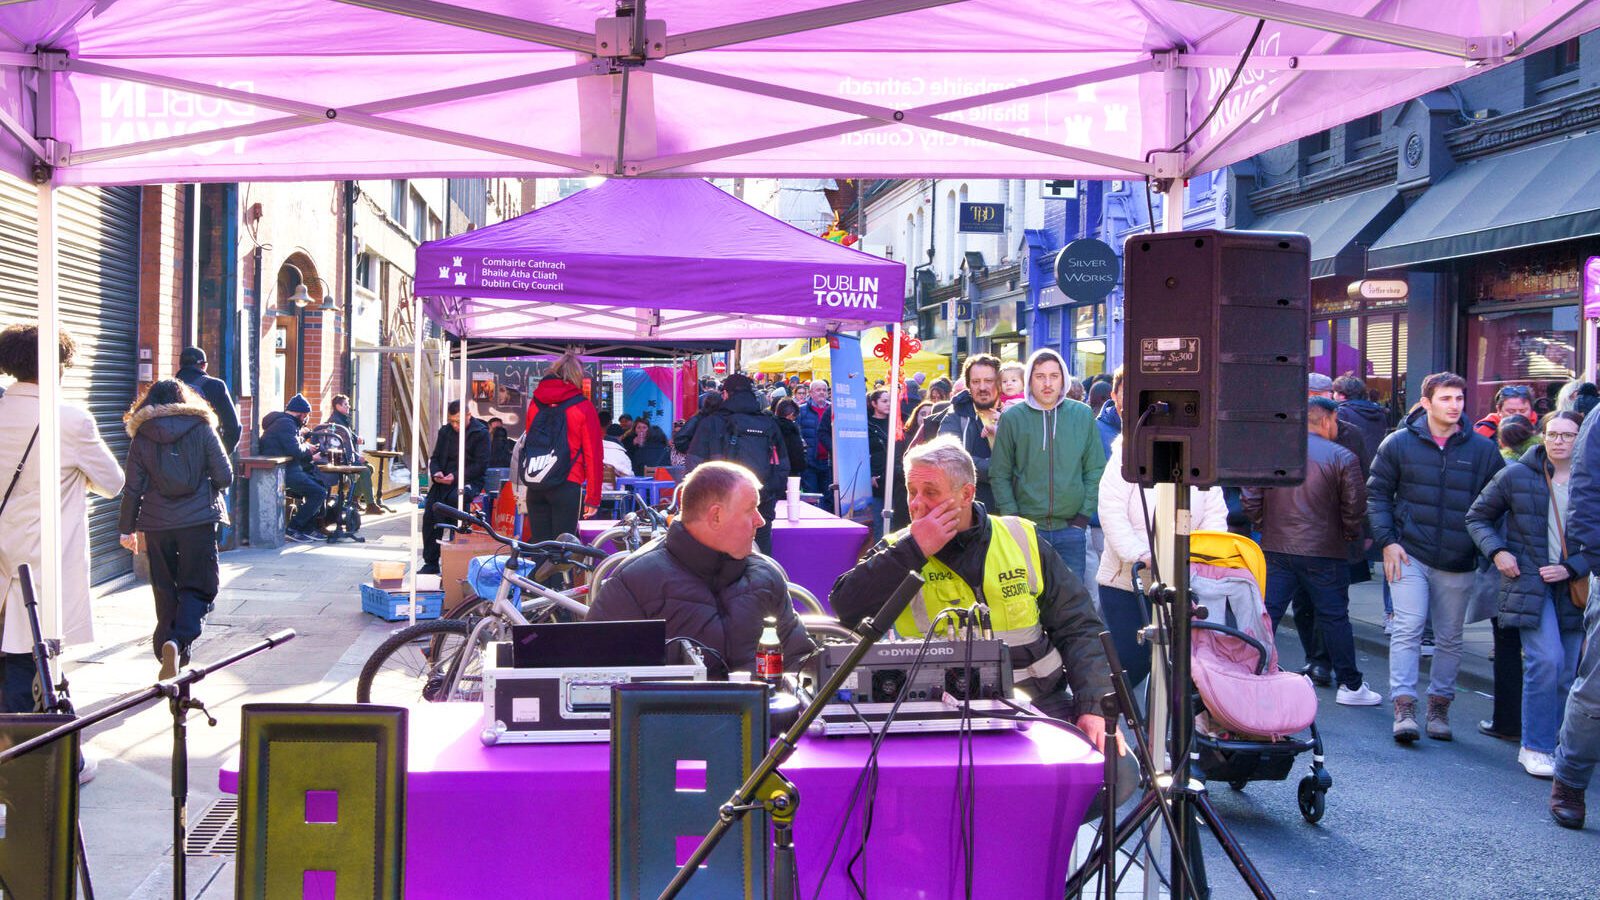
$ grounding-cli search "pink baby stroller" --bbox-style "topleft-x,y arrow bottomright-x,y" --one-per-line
1186,531 -> 1330,823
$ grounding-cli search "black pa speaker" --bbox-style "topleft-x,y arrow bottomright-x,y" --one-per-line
1121,229 -> 1310,488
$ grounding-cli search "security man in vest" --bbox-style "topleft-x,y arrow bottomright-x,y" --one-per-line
829,436 -> 1116,749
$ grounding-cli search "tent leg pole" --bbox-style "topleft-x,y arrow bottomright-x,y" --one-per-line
457,338 -> 468,514
883,324 -> 902,538
36,184 -> 63,647
408,297 -> 424,626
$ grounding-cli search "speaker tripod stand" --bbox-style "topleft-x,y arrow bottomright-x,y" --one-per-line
1065,481 -> 1274,900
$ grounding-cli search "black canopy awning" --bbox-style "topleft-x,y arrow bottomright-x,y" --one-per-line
1247,187 -> 1404,279
1368,131 -> 1600,270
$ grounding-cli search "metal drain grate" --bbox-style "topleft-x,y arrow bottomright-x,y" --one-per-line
184,797 -> 238,856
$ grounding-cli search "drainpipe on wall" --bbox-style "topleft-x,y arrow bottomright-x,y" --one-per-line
343,180 -> 357,396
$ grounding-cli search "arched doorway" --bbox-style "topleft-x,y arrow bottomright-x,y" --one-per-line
271,252 -> 327,409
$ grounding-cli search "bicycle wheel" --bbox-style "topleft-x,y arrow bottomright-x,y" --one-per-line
357,619 -> 486,705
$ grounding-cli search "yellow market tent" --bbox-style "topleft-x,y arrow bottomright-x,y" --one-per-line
750,339 -> 809,374
783,328 -> 949,384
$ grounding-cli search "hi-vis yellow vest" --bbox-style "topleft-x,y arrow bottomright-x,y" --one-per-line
888,515 -> 1060,682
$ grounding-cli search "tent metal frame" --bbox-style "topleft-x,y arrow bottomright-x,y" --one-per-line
3,1 -> 1588,185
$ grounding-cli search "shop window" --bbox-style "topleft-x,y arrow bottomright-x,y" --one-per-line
1299,130 -> 1334,176
1466,306 -> 1578,418
1346,112 -> 1383,160
1067,303 -> 1107,380
1532,39 -> 1581,100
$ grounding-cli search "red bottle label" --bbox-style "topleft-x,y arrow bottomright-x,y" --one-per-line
756,649 -> 783,680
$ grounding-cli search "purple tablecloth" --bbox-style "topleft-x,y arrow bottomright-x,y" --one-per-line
578,501 -> 867,612
220,702 -> 1101,898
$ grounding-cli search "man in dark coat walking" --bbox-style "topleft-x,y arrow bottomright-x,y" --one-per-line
175,347 -> 242,454
587,461 -> 810,677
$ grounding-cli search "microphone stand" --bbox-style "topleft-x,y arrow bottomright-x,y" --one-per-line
18,564 -> 94,900
0,628 -> 298,900
660,571 -> 926,900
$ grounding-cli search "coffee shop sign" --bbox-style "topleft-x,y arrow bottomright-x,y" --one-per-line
1353,279 -> 1408,301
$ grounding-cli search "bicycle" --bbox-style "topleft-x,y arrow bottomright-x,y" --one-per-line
355,502 -> 607,705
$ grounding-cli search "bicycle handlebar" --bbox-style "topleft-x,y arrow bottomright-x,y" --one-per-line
429,502 -> 607,561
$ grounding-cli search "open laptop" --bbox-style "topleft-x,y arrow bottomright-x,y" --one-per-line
507,619 -> 667,668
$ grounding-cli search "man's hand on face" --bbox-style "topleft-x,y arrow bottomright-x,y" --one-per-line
910,499 -> 962,558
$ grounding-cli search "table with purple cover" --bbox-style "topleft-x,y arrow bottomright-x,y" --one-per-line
578,500 -> 868,612
219,702 -> 1101,898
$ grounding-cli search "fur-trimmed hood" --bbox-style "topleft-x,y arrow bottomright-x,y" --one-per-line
125,401 -> 218,441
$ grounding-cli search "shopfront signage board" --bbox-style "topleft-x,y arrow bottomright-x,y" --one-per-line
1054,239 -> 1119,304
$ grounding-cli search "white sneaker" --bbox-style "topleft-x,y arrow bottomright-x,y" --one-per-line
1383,613 -> 1394,635
1519,747 -> 1556,779
1420,637 -> 1436,657
78,752 -> 98,785
1337,683 -> 1384,706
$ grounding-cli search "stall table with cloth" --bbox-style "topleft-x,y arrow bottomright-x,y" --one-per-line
578,501 -> 867,610
219,702 -> 1100,898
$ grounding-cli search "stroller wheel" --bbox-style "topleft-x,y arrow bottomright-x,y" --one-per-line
1297,775 -> 1326,824
1228,779 -> 1248,792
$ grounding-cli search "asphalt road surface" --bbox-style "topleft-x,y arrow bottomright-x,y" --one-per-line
1125,636 -> 1599,900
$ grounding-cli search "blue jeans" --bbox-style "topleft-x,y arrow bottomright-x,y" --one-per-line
1263,552 -> 1361,689
1521,586 -> 1583,754
1099,584 -> 1151,690
1038,525 -> 1088,584
1555,587 -> 1600,788
284,466 -> 329,533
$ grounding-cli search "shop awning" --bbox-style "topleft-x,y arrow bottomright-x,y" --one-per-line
1368,131 -> 1600,270
1248,187 -> 1404,279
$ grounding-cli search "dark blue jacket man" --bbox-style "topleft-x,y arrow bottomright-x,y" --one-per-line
259,394 -> 326,541
796,380 -> 833,500
1551,407 -> 1600,826
175,347 -> 242,454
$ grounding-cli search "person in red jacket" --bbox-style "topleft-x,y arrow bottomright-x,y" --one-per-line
522,350 -> 602,543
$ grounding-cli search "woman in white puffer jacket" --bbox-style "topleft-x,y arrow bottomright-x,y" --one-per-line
1097,435 -> 1228,689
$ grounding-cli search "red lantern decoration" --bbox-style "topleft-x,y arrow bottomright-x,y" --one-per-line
871,330 -> 922,364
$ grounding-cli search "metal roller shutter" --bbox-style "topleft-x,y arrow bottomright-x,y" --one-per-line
0,174 -> 141,584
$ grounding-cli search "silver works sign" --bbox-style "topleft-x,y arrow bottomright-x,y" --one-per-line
1054,239 -> 1119,304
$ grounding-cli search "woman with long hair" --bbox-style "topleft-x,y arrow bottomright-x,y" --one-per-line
1468,410 -> 1588,779
624,417 -> 672,476
118,378 -> 233,677
521,350 -> 602,543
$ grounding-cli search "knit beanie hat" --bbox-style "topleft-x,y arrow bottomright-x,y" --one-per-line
286,393 -> 312,415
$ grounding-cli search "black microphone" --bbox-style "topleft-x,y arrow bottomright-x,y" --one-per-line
856,571 -> 925,640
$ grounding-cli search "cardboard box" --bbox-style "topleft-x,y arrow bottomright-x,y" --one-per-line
440,530 -> 501,610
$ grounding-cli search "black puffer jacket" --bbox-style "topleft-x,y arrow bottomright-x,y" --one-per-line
829,503 -> 1112,718
1337,398 -> 1389,475
1465,446 -> 1585,633
118,402 -> 234,534
430,418 -> 490,489
258,410 -> 316,473
687,389 -> 788,502
936,390 -> 995,508
775,416 -> 806,476
1367,408 -> 1504,573
587,522 -> 811,678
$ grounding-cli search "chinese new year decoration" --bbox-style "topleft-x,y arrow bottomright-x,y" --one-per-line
873,330 -> 922,364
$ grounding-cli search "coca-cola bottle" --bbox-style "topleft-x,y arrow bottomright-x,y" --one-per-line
756,616 -> 783,682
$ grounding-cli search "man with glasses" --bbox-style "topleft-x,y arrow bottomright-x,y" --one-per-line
1475,384 -> 1538,441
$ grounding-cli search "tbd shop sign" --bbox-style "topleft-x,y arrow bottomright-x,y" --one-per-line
958,202 -> 1005,234
1054,239 -> 1119,304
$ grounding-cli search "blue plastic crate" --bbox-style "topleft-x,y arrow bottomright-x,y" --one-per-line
360,584 -> 445,621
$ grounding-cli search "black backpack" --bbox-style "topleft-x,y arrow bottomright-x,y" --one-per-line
515,396 -> 583,492
150,428 -> 206,499
714,413 -> 780,488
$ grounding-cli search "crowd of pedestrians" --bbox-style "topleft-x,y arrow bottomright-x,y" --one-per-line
6,315 -> 1600,830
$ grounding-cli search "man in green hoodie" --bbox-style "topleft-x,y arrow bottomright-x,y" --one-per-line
990,348 -> 1104,582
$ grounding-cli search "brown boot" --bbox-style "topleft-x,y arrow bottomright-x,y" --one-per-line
1393,696 -> 1419,743
1551,779 -> 1586,829
1425,695 -> 1453,741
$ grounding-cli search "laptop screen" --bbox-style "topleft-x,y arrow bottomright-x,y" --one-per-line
508,619 -> 667,668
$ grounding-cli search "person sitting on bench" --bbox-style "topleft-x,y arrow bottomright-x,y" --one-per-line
259,393 -> 326,543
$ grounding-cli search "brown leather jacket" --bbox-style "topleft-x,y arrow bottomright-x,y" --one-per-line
1242,434 -> 1367,560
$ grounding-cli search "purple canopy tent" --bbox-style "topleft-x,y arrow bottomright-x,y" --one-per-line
413,178 -> 905,592
0,0 -> 1595,724
416,178 -> 904,342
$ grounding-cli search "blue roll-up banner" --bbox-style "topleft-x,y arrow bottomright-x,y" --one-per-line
828,332 -> 874,525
